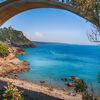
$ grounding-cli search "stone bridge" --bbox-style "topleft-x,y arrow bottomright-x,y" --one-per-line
0,0 -> 99,27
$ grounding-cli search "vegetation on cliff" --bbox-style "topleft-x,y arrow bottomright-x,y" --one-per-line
0,41 -> 9,57
0,27 -> 36,47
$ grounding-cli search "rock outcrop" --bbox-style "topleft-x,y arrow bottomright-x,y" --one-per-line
0,27 -> 36,47
0,47 -> 30,76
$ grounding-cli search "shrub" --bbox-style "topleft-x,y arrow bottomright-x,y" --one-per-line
2,82 -> 24,100
0,41 -> 9,57
74,80 -> 98,100
64,77 -> 98,100
74,80 -> 87,93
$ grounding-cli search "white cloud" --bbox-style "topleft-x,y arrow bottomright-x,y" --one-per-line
33,32 -> 44,39
23,31 -> 45,41
23,32 -> 32,40
32,32 -> 47,41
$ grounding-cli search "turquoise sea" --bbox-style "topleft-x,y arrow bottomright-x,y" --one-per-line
17,42 -> 100,96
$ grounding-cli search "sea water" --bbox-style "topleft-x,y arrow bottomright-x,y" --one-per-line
17,42 -> 100,96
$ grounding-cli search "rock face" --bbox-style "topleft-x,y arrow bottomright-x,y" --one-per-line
0,47 -> 30,76
0,27 -> 36,47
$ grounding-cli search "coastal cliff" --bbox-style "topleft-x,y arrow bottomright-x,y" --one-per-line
0,26 -> 36,47
0,27 -> 35,76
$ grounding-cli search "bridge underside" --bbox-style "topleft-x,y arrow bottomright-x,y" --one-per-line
0,0 -> 99,27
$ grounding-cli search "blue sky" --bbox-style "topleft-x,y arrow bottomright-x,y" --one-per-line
1,8 -> 95,45
0,0 -> 6,3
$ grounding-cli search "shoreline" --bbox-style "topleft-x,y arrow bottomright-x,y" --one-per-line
0,76 -> 82,100
0,46 -> 82,99
0,47 -> 30,77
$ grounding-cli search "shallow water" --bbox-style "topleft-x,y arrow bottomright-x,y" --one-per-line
17,42 -> 100,96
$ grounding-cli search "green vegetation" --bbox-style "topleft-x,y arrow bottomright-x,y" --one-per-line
62,76 -> 98,100
71,80 -> 96,100
71,0 -> 100,42
0,27 -> 36,47
72,0 -> 100,28
0,82 -> 24,100
74,80 -> 87,93
0,41 -> 9,57
74,80 -> 98,100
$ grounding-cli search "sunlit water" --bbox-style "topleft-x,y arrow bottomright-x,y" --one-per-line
17,42 -> 100,96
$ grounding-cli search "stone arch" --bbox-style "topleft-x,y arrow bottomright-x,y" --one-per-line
0,0 -> 98,26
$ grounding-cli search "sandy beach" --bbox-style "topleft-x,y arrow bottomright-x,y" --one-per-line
0,77 -> 82,100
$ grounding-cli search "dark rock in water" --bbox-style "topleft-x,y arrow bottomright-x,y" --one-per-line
70,76 -> 76,80
40,80 -> 46,84
66,83 -> 75,87
61,78 -> 68,81
22,67 -> 31,72
22,61 -> 30,66
68,76 -> 80,81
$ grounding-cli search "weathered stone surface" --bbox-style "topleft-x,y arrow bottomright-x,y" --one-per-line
0,0 -> 98,27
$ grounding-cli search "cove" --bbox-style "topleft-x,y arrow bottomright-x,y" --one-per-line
17,42 -> 100,96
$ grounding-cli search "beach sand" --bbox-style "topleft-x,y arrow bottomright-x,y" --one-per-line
0,77 -> 82,100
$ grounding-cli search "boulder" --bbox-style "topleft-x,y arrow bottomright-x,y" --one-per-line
66,83 -> 75,87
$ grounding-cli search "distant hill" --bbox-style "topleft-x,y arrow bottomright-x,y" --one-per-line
0,27 -> 36,47
32,41 -> 68,45
32,41 -> 51,44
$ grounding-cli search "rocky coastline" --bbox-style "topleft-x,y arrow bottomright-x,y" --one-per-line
0,46 -> 83,100
0,46 -> 30,77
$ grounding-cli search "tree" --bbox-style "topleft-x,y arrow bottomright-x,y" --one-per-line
71,0 -> 100,42
71,0 -> 100,28
87,26 -> 100,42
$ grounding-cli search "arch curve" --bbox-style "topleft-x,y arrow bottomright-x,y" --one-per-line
0,0 -> 98,26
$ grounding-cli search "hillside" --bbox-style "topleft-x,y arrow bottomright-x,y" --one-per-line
0,27 -> 36,47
